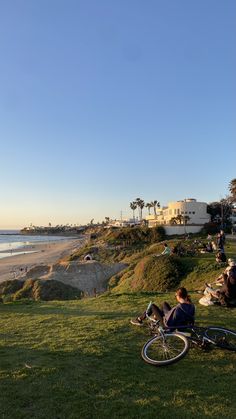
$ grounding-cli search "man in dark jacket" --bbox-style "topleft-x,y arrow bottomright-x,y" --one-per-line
217,263 -> 236,306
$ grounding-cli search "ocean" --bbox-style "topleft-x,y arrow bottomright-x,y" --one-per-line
0,230 -> 75,259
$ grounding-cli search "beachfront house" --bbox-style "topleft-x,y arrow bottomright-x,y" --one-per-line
146,198 -> 210,234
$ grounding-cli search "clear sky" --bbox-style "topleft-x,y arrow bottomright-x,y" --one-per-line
0,0 -> 235,229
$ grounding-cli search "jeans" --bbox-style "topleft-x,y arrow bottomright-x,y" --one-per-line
139,302 -> 172,322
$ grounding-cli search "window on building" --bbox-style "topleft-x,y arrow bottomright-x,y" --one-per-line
192,211 -> 195,214
181,211 -> 184,214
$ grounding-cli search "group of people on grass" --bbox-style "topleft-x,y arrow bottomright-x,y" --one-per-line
156,230 -> 227,261
131,262 -> 236,328
131,231 -> 236,329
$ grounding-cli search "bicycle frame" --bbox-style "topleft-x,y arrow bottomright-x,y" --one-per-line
146,316 -> 231,348
142,316 -> 236,366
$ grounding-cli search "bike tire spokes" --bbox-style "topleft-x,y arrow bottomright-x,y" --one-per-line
142,333 -> 189,366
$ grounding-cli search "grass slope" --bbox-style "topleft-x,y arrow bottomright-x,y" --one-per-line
110,238 -> 236,293
1,293 -> 236,419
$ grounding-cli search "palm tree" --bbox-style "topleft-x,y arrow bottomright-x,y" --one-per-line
136,198 -> 145,221
145,202 -> 152,215
229,178 -> 236,202
170,217 -> 178,225
176,214 -> 183,225
183,215 -> 190,225
130,201 -> 137,222
151,200 -> 160,217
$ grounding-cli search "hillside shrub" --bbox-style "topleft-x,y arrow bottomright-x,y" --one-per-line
202,222 -> 219,235
131,255 -> 181,292
0,279 -> 81,301
0,280 -> 24,296
150,226 -> 166,243
32,280 -> 82,301
106,226 -> 165,247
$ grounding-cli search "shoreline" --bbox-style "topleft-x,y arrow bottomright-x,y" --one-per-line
0,237 -> 86,283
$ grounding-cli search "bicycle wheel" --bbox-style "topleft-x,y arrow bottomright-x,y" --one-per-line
205,327 -> 236,351
141,332 -> 190,366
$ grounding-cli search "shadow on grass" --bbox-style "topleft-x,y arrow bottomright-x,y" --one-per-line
1,325 -> 236,419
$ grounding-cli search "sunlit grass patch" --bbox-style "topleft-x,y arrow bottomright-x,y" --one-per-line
0,292 -> 236,418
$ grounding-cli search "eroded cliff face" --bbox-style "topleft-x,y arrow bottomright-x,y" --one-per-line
24,260 -> 127,296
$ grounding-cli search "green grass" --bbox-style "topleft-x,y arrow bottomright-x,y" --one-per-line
1,293 -> 236,418
109,238 -> 236,293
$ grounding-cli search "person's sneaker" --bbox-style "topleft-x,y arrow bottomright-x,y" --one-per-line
130,318 -> 143,326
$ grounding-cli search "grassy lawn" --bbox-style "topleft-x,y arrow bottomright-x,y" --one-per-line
1,293 -> 236,419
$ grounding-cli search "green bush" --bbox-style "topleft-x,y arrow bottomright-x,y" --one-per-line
0,278 -> 81,302
0,280 -> 24,296
106,226 -> 165,247
150,226 -> 166,243
202,222 -> 219,235
131,255 -> 181,292
32,280 -> 81,301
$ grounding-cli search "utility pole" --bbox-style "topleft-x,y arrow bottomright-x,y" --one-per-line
221,201 -> 224,229
219,195 -> 224,229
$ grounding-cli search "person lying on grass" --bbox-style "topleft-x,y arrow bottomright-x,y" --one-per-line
130,287 -> 195,328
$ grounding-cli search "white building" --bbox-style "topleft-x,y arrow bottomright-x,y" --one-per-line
146,198 -> 210,234
231,208 -> 236,226
107,218 -> 141,228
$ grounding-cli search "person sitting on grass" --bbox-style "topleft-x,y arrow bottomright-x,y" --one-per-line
203,260 -> 236,307
155,243 -> 171,257
130,287 -> 195,328
214,259 -> 236,285
215,249 -> 226,264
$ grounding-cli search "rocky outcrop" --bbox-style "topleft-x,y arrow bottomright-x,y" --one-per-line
24,260 -> 127,296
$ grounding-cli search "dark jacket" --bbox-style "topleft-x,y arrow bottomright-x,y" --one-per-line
164,303 -> 195,328
220,268 -> 236,299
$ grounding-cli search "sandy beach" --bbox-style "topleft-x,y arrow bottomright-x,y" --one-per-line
0,237 -> 86,283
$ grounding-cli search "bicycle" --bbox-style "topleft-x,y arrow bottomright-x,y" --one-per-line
141,315 -> 236,367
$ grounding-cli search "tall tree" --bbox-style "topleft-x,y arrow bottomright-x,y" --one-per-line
145,202 -> 152,215
136,198 -> 145,220
176,214 -> 183,225
130,201 -> 137,222
151,200 -> 160,217
207,200 -> 232,226
229,178 -> 236,202
183,215 -> 190,225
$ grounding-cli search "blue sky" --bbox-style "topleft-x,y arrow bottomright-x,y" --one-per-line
0,0 -> 235,228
